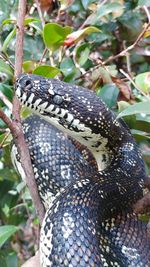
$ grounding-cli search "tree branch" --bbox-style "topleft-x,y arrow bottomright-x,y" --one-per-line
12,0 -> 45,225
0,109 -> 16,134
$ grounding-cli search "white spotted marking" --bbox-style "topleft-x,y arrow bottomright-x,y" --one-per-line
48,88 -> 54,95
21,93 -> 27,102
16,87 -> 21,98
46,104 -> 55,112
52,107 -> 60,115
40,102 -> 49,109
27,93 -> 35,104
59,108 -> 68,118
34,98 -> 42,107
71,119 -> 80,127
66,113 -> 74,123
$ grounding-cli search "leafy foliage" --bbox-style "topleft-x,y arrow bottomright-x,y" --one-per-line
0,0 -> 150,265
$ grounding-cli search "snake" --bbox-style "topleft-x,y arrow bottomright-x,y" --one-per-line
12,73 -> 150,266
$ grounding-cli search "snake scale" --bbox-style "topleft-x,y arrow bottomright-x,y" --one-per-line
12,73 -> 150,266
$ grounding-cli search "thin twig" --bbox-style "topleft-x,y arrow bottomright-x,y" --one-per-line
76,20 -> 150,81
123,40 -> 131,74
34,0 -> 45,27
49,50 -> 55,66
120,69 -> 150,100
0,91 -> 12,110
0,52 -> 15,69
39,47 -> 48,64
104,22 -> 150,65
143,5 -> 150,23
0,109 -> 16,134
0,130 -> 10,148
79,0 -> 108,29
0,128 -> 9,133
34,1 -> 47,65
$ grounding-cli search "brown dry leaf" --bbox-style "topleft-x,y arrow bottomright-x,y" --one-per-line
112,76 -> 132,101
39,0 -> 59,13
143,23 -> 150,38
144,30 -> 150,38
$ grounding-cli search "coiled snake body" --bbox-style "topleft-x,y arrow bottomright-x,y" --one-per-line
12,74 -> 150,266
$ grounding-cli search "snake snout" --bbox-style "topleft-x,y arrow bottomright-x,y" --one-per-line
16,74 -> 33,91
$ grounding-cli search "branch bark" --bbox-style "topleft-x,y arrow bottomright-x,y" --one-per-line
0,0 -> 45,225
13,0 -> 45,225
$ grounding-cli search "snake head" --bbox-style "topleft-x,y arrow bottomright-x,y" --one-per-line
15,74 -> 103,133
15,74 -> 119,162
15,73 -> 70,108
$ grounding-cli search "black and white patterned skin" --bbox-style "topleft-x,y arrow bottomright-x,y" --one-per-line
11,115 -> 96,208
14,74 -> 150,266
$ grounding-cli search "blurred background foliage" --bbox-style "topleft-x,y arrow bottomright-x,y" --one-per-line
0,0 -> 150,266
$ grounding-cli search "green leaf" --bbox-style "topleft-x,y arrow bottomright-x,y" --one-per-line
33,65 -> 61,78
43,23 -> 72,51
85,2 -> 124,25
0,225 -> 18,248
93,67 -> 112,84
97,84 -> 119,108
117,101 -> 150,118
76,44 -> 90,66
2,27 -> 16,52
24,18 -> 40,25
135,120 -> 150,133
0,59 -> 13,77
24,18 -> 42,34
138,0 -> 150,6
0,253 -> 7,267
81,0 -> 93,9
119,11 -> 143,42
23,61 -> 37,73
2,19 -> 16,25
96,2 -> 124,18
118,101 -> 130,112
135,72 -> 150,93
64,27 -> 100,46
60,58 -> 79,81
6,252 -> 18,267
131,129 -> 150,141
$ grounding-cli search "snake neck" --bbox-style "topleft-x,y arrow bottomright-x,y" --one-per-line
37,112 -> 111,171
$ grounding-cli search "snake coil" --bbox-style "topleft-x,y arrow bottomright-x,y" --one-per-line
12,74 -> 150,267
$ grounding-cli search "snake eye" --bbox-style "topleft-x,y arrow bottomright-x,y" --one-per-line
25,80 -> 31,86
25,80 -> 33,89
53,94 -> 63,105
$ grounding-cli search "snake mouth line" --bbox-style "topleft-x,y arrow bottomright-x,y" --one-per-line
15,85 -> 87,133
